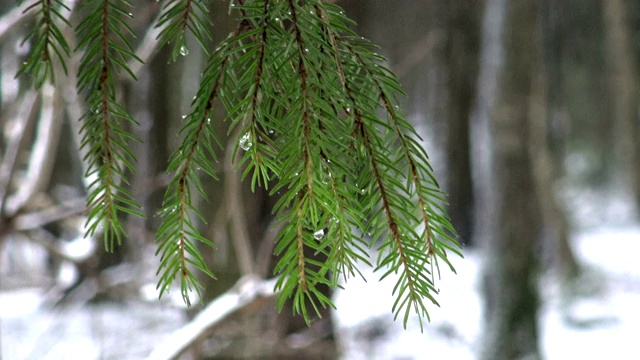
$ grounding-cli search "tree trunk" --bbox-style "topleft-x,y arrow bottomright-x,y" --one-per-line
439,1 -> 481,246
480,1 -> 543,359
603,0 -> 640,213
529,59 -> 580,283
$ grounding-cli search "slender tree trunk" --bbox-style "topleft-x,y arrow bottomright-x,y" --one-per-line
603,0 -> 640,213
440,1 -> 481,246
481,1 -> 542,359
529,60 -> 580,283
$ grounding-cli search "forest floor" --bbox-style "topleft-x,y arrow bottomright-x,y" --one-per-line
334,225 -> 640,360
333,185 -> 640,359
1,188 -> 639,359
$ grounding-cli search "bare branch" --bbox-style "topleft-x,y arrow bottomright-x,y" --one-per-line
256,217 -> 284,277
145,276 -> 278,360
5,84 -> 63,216
129,7 -> 165,78
13,197 -> 85,231
0,4 -> 28,41
0,91 -> 38,215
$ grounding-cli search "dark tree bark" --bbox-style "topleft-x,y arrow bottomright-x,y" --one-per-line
603,0 -> 640,213
438,1 -> 481,246
480,1 -> 543,359
537,0 -> 581,282
529,60 -> 580,283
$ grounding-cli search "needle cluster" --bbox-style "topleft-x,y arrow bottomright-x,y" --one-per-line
16,0 -> 461,328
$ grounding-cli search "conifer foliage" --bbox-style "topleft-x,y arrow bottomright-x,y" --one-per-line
17,0 -> 461,327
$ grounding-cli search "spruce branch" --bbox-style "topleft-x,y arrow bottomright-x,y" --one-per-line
268,0 -> 371,320
76,0 -> 144,251
155,0 -> 213,61
155,52 -> 226,305
11,0 -> 462,328
318,2 -> 460,328
155,21 -> 251,304
343,45 -> 445,329
349,40 -> 461,272
228,0 -> 277,191
17,0 -> 72,87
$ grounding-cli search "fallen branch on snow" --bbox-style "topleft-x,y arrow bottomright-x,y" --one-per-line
145,276 -> 279,360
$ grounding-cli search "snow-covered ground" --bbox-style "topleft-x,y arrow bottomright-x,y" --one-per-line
334,225 -> 640,360
2,182 -> 640,360
2,224 -> 639,359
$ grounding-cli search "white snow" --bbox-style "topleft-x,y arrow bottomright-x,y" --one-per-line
1,225 -> 639,359
334,226 -> 640,360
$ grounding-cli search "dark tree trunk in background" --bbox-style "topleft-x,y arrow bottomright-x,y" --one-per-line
481,1 -> 543,359
437,1 -> 481,246
529,59 -> 580,285
603,0 -> 640,214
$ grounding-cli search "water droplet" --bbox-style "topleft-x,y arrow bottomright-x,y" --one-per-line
127,12 -> 133,17
206,118 -> 211,124
179,45 -> 189,56
275,17 -> 280,21
239,132 -> 252,151
181,114 -> 187,119
304,48 -> 309,53
361,188 -> 366,194
268,129 -> 274,135
322,171 -> 332,185
313,229 -> 325,241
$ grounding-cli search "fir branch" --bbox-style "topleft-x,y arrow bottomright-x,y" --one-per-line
288,0 -> 315,299
269,0 -> 367,319
349,39 -> 461,271
155,0 -> 213,61
316,1 -> 459,329
155,21 -> 251,304
17,0 -> 72,87
344,45 -> 440,329
76,0 -> 143,251
155,53 -> 226,305
229,0 -> 277,191
311,3 -> 371,284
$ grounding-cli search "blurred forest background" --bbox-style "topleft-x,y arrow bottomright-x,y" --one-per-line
1,0 -> 639,359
